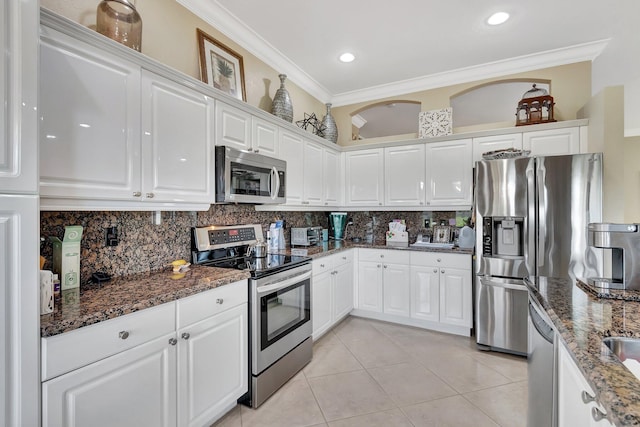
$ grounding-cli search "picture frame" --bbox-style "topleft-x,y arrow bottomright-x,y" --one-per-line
197,29 -> 246,101
432,225 -> 452,243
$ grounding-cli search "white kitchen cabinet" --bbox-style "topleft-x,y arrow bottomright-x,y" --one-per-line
312,251 -> 354,339
439,267 -> 472,328
323,149 -> 343,206
410,265 -> 441,322
382,263 -> 411,317
279,130 -> 304,205
472,133 -> 523,165
358,261 -> 384,312
345,149 -> 384,206
384,144 -> 426,207
425,139 -> 473,209
558,342 -> 614,427
523,127 -> 580,156
42,333 -> 178,427
251,117 -> 279,156
214,101 -> 252,152
141,71 -> 214,204
303,141 -> 324,206
357,249 -> 410,317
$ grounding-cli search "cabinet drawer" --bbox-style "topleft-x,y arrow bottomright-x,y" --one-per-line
410,251 -> 471,269
42,301 -> 176,381
313,256 -> 335,275
177,280 -> 247,329
334,250 -> 354,267
359,248 -> 409,264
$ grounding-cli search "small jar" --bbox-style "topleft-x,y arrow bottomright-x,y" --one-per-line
96,0 -> 142,52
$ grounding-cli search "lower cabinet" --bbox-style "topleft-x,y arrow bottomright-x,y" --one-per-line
558,342 -> 614,427
357,249 -> 410,317
42,281 -> 248,427
312,251 -> 354,340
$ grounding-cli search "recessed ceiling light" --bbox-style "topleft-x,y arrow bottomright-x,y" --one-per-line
487,12 -> 509,25
339,52 -> 355,63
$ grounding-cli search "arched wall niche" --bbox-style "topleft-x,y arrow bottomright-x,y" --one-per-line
450,78 -> 551,129
351,100 -> 421,140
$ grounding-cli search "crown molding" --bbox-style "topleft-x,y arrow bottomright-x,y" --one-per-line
331,39 -> 610,106
176,0 -> 332,103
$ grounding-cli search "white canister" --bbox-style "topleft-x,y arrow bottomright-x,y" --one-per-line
458,226 -> 476,249
40,270 -> 54,314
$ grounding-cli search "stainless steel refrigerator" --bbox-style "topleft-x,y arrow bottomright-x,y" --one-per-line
474,153 -> 603,355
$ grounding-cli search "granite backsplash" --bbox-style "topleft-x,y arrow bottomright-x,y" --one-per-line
40,206 -> 470,284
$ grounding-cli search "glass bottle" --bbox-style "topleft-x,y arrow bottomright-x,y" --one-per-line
96,0 -> 142,52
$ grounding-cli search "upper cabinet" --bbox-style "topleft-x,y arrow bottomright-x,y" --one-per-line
345,149 -> 384,207
522,127 -> 580,156
251,117 -> 279,156
425,139 -> 473,209
278,130 -> 304,205
215,102 -> 252,151
384,144 -> 426,207
323,149 -> 343,206
472,133 -> 523,165
302,141 -> 324,206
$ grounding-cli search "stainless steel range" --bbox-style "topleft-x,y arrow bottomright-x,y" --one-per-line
191,224 -> 312,408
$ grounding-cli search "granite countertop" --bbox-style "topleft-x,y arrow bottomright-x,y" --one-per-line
280,240 -> 474,258
40,266 -> 250,338
526,276 -> 640,426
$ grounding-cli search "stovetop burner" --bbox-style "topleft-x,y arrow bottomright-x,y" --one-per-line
200,254 -> 310,279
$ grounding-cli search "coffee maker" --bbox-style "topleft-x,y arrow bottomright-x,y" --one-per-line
588,223 -> 640,290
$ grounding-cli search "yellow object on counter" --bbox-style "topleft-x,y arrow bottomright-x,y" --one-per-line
40,256 -> 46,270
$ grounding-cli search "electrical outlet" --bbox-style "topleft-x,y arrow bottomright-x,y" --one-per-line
105,226 -> 119,247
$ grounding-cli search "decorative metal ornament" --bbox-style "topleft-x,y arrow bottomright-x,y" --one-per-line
271,74 -> 293,122
320,103 -> 338,143
515,84 -> 556,126
295,112 -> 326,136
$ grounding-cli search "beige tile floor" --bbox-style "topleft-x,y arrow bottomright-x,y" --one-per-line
213,316 -> 528,427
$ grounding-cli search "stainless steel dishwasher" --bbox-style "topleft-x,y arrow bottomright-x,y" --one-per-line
527,295 -> 557,427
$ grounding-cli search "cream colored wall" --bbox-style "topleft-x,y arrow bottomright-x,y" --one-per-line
624,136 -> 640,222
335,62 -> 592,147
41,0 -> 325,122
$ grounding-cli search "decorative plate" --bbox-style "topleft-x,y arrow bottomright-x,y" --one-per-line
419,108 -> 453,138
482,148 -> 531,160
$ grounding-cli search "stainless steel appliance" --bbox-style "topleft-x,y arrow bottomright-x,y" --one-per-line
191,224 -> 312,408
475,153 -> 602,355
215,146 -> 286,204
291,227 -> 322,246
527,291 -> 557,427
587,223 -> 640,290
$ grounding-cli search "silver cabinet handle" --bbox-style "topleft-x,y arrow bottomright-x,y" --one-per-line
146,193 -> 155,198
119,331 -> 129,340
132,192 -> 142,197
592,407 -> 607,422
216,298 -> 224,304
181,332 -> 190,340
169,338 -> 177,346
582,391 -> 596,404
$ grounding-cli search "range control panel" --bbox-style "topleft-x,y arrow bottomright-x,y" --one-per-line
208,227 -> 256,245
192,224 -> 262,252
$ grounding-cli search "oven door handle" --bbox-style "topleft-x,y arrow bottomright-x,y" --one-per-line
256,270 -> 312,295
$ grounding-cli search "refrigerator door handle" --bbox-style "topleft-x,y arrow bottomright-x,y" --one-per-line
536,161 -> 547,270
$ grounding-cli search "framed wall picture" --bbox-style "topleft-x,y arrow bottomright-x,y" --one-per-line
197,29 -> 246,101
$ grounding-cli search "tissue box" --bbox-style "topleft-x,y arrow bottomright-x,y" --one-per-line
386,231 -> 409,248
50,225 -> 83,290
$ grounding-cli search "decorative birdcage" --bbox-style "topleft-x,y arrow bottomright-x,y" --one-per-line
516,84 -> 556,126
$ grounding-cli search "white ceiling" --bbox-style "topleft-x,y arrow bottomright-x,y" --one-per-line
178,0 -> 636,106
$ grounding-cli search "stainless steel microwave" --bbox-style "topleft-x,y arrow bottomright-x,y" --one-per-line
215,146 -> 286,204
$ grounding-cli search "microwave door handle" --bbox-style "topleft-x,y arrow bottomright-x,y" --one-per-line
269,167 -> 279,200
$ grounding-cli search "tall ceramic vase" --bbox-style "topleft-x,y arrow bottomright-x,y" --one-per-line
271,74 -> 293,122
321,103 -> 338,143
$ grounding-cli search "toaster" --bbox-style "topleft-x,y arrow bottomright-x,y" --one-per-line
291,227 -> 322,246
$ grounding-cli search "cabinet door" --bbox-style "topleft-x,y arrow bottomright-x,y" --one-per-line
0,195 -> 39,427
141,72 -> 214,204
357,261 -> 383,312
410,265 -> 440,322
0,0 -> 38,193
39,28 -> 141,201
439,267 -> 472,328
215,102 -> 251,151
425,139 -> 473,208
303,141 -> 324,205
251,117 -> 278,156
279,130 -> 304,205
177,303 -> 248,427
324,149 -> 342,206
382,263 -> 411,317
312,270 -> 333,340
43,334 -> 177,427
522,127 -> 580,156
345,149 -> 384,206
472,133 -> 523,165
384,144 -> 426,206
333,262 -> 354,321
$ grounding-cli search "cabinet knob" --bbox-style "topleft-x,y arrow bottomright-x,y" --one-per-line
383,265 -> 388,269
433,269 -> 438,273
320,264 -> 325,268
169,338 -> 177,346
119,331 -> 129,340
437,258 -> 441,262
581,391 -> 596,404
379,203 -> 382,206
380,254 -> 384,258
247,148 -> 253,152
592,407 -> 607,422
254,149 -> 259,153
146,193 -> 155,199
132,192 -> 142,197
377,264 -> 381,268
420,202 -> 424,205
342,256 -> 347,260
181,332 -> 190,340
216,298 -> 224,304
325,202 -> 328,206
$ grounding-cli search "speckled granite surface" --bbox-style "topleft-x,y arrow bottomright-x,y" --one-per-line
40,266 -> 250,338
526,276 -> 640,426
283,240 -> 474,258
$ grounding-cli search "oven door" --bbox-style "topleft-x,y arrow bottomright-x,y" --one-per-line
251,265 -> 312,375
